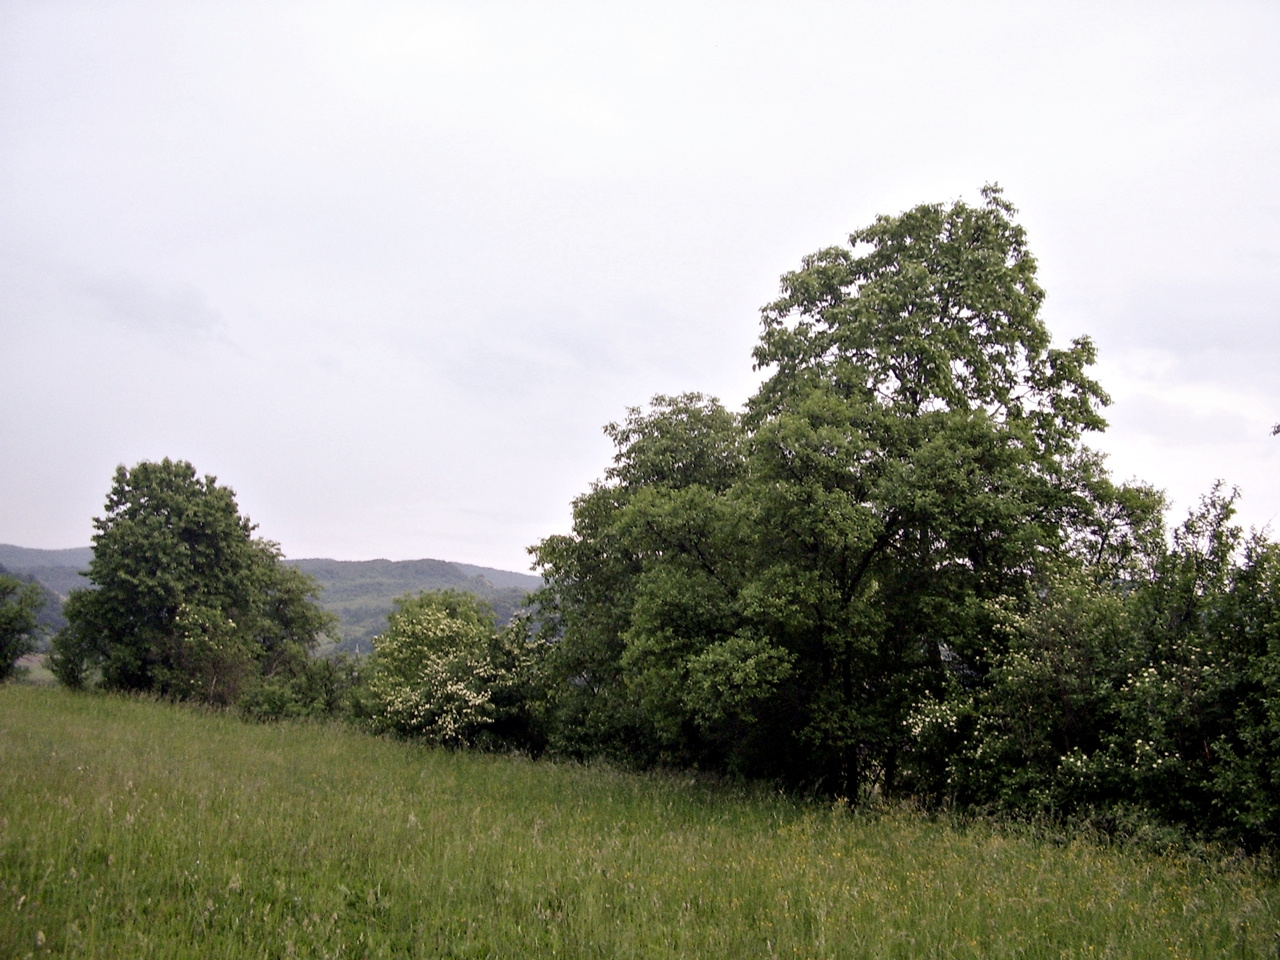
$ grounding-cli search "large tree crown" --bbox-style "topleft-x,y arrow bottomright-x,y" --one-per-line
751,185 -> 1108,452
59,458 -> 332,698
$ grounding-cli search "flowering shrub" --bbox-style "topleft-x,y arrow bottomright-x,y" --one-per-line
906,488 -> 1280,849
368,603 -> 495,744
366,590 -> 547,749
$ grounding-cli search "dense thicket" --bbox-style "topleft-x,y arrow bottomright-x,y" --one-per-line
514,188 -> 1280,849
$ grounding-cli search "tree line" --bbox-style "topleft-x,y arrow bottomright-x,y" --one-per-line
6,186 -> 1278,850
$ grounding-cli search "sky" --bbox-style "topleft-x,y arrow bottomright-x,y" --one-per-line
2,1 -> 1278,573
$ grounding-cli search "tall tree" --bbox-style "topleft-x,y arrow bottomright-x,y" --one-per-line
740,184 -> 1111,793
532,188 -> 1116,795
52,459 -> 334,703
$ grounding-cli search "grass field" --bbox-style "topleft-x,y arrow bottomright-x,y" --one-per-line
1,685 -> 1277,959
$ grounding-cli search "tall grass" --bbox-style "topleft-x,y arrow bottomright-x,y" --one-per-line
2,685 -> 1276,959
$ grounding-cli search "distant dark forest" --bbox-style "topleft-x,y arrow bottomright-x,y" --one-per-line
0,544 -> 539,656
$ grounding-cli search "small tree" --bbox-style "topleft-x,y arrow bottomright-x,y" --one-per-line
52,459 -> 334,703
0,573 -> 44,682
367,590 -> 545,748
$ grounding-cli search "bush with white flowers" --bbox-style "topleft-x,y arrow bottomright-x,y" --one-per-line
366,589 -> 548,749
367,594 -> 499,745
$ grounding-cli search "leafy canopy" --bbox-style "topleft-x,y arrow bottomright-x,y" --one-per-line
531,187 -> 1119,794
53,459 -> 334,703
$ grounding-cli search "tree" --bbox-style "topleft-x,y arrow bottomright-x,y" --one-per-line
531,394 -> 756,766
532,187 -> 1117,796
915,485 -> 1280,849
739,185 -> 1113,795
52,459 -> 334,703
0,572 -> 44,682
366,589 -> 545,748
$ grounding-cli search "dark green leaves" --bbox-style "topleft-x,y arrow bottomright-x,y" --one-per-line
0,573 -> 43,681
53,459 -> 335,704
530,187 -> 1121,797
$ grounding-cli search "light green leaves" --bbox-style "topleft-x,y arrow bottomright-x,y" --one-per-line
368,605 -> 496,745
366,590 -> 545,749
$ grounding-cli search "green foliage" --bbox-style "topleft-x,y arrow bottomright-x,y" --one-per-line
532,189 -> 1114,795
523,187 -> 1280,850
366,590 -> 546,749
909,564 -> 1134,811
5,685 -> 1278,959
238,653 -> 364,722
911,486 -> 1280,848
0,560 -> 66,645
738,187 -> 1112,794
0,572 -> 43,681
1109,488 -> 1280,848
531,394 -> 758,767
51,459 -> 336,704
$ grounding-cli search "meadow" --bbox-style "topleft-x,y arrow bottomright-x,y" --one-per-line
1,685 -> 1277,959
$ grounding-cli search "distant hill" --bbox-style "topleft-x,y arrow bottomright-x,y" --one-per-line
0,544 -> 542,657
0,561 -> 66,649
0,545 -> 92,600
0,545 -> 93,570
286,557 -> 542,654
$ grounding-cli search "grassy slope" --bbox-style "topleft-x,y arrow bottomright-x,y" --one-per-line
1,686 -> 1276,960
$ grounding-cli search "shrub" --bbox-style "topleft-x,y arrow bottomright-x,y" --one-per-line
366,591 -> 546,749
238,654 -> 364,722
0,574 -> 43,682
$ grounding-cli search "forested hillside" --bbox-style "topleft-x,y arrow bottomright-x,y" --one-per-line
0,544 -> 538,655
0,561 -> 68,641
288,557 -> 539,654
0,545 -> 92,602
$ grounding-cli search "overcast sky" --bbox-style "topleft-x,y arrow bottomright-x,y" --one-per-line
2,1 -> 1278,573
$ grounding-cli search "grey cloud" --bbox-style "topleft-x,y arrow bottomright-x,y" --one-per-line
4,2 -> 1280,568
77,274 -> 227,346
